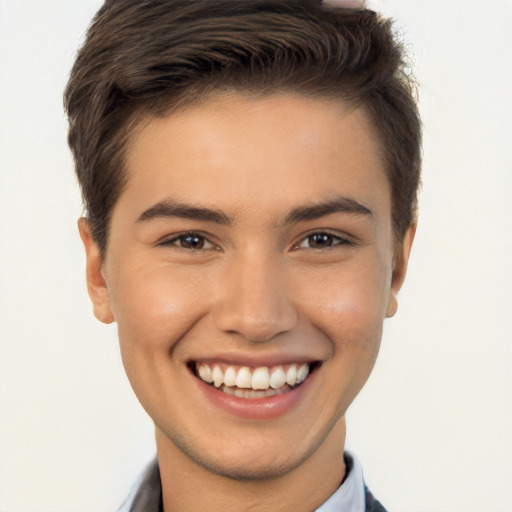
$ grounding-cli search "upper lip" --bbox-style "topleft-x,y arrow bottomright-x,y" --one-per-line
188,352 -> 322,368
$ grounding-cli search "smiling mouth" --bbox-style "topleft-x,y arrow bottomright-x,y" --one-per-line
191,361 -> 316,399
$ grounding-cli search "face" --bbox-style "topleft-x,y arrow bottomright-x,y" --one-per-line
81,94 -> 413,480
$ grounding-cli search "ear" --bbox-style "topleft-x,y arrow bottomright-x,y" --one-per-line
386,223 -> 417,318
78,218 -> 114,324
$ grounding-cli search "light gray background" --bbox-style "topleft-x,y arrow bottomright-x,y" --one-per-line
1,1 -> 511,511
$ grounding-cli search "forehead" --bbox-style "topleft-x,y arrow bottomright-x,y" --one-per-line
121,93 -> 390,222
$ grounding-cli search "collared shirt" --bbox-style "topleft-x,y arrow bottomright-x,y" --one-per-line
117,451 -> 387,512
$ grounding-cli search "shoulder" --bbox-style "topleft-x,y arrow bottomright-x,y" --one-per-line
116,458 -> 162,512
345,451 -> 388,512
364,485 -> 388,512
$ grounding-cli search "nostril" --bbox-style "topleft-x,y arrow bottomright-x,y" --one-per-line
213,305 -> 299,343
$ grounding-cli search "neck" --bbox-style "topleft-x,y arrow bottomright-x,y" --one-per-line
156,418 -> 346,512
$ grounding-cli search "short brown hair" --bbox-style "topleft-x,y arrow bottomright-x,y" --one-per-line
64,0 -> 422,255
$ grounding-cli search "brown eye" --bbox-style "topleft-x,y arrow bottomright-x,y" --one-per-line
179,234 -> 205,249
308,233 -> 334,248
159,232 -> 216,250
294,232 -> 350,250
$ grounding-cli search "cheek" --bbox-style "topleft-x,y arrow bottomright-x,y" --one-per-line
107,261 -> 210,352
297,262 -> 390,350
323,296 -> 384,360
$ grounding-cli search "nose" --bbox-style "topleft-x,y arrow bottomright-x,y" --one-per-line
213,250 -> 298,343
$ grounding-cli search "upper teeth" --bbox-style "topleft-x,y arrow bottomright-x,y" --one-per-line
196,363 -> 310,391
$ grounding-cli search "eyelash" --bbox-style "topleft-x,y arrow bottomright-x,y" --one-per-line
159,231 -> 351,251
159,232 -> 217,251
294,232 -> 351,250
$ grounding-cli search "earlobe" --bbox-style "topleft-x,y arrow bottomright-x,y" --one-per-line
78,218 -> 114,324
386,223 -> 417,319
386,294 -> 398,318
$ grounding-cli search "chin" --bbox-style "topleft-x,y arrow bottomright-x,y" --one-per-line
158,423 -> 320,482
186,445 -> 308,482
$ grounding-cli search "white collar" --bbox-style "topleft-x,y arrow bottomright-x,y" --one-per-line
315,451 -> 366,512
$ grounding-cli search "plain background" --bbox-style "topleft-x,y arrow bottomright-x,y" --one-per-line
0,1 -> 511,511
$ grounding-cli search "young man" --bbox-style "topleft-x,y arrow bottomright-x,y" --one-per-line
65,0 -> 421,510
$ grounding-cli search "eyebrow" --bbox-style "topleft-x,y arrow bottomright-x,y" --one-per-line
136,196 -> 373,226
137,199 -> 231,225
282,197 -> 373,225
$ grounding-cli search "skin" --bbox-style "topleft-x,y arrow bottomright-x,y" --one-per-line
80,93 -> 415,512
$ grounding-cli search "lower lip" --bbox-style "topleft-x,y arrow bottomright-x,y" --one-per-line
195,371 -> 315,420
